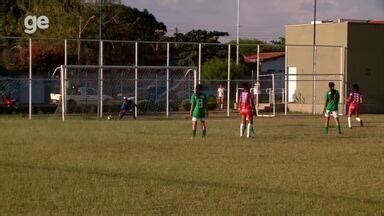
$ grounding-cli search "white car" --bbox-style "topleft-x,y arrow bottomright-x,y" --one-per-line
50,87 -> 113,107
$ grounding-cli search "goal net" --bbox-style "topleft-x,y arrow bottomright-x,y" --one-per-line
55,65 -> 197,120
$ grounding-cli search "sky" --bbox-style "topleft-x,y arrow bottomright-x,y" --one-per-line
123,0 -> 384,41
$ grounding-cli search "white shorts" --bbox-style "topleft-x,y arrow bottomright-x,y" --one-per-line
324,110 -> 338,118
192,117 -> 205,122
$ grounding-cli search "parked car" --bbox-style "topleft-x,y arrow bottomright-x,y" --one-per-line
50,87 -> 114,112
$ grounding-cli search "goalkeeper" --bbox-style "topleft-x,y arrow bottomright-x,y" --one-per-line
118,97 -> 136,120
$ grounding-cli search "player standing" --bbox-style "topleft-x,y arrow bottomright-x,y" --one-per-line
323,82 -> 341,134
217,83 -> 225,110
346,84 -> 363,128
190,84 -> 208,138
239,83 -> 256,138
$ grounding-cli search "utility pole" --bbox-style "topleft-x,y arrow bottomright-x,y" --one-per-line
99,0 -> 102,41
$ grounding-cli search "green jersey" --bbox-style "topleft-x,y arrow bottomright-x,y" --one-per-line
190,93 -> 207,118
325,90 -> 340,111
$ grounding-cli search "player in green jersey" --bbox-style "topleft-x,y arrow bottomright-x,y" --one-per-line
190,84 -> 208,138
323,82 -> 341,134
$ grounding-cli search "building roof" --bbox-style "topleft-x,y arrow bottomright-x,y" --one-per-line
286,19 -> 384,27
243,52 -> 285,64
369,20 -> 384,24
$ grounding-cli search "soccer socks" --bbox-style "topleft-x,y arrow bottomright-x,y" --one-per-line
241,124 -> 254,138
202,129 -> 207,138
246,124 -> 251,138
250,124 -> 255,134
356,117 -> 363,127
192,130 -> 196,138
324,126 -> 341,134
336,125 -> 342,134
349,117 -> 364,128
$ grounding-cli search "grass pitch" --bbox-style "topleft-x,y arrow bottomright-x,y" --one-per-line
1,115 -> 384,215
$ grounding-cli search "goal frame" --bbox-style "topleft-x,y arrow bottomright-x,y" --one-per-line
59,65 -> 198,121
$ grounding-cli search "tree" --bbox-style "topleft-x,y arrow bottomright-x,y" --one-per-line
228,38 -> 285,56
169,30 -> 229,66
202,57 -> 246,80
0,1 -> 168,74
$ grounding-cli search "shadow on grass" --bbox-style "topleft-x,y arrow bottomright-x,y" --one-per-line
1,160 -> 383,206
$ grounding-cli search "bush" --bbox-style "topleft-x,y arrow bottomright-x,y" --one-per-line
137,100 -> 150,113
181,99 -> 191,111
153,100 -> 179,112
171,100 -> 179,112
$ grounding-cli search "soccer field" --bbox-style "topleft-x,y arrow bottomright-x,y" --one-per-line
1,115 -> 384,214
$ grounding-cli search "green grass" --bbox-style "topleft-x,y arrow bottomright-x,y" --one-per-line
1,115 -> 384,215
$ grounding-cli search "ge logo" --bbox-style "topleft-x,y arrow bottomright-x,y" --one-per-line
24,15 -> 50,34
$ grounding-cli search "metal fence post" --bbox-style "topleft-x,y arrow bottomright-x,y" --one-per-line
257,45 -> 260,82
166,42 -> 170,117
64,39 -> 68,115
135,42 -> 138,118
29,38 -> 32,120
284,45 -> 288,115
312,45 -> 317,115
340,46 -> 345,114
99,40 -> 104,118
227,44 -> 231,117
256,44 -> 260,115
198,43 -> 202,84
272,73 -> 276,116
61,65 -> 65,121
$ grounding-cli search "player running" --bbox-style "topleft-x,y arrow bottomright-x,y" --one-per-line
323,82 -> 341,134
217,83 -> 225,110
190,84 -> 208,138
239,83 -> 256,138
346,84 -> 363,128
118,97 -> 136,120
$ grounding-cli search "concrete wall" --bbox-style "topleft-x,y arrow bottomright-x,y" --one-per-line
285,23 -> 347,113
347,23 -> 384,113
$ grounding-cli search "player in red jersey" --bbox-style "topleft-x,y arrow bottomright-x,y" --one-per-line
2,95 -> 18,114
238,83 -> 256,138
346,84 -> 363,128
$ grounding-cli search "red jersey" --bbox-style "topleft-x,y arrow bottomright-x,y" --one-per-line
349,91 -> 362,105
4,97 -> 12,107
348,91 -> 362,113
239,91 -> 253,113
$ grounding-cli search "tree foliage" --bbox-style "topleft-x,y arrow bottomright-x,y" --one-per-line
228,38 -> 285,55
202,57 -> 246,80
0,0 -> 167,74
169,30 -> 229,66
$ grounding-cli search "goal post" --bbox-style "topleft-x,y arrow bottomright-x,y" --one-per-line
58,65 -> 198,121
252,74 -> 276,117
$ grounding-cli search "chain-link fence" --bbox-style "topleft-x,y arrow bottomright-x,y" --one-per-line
0,36 -> 347,119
